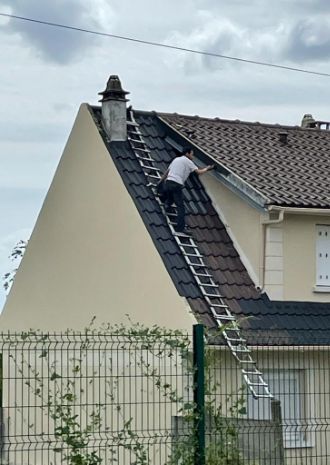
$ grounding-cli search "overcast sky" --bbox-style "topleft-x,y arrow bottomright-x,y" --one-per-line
1,0 -> 330,311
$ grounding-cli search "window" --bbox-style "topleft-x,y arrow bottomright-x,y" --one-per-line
316,225 -> 330,287
248,370 -> 309,448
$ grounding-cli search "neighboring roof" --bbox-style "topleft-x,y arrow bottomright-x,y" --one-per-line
90,105 -> 330,345
237,297 -> 330,345
159,112 -> 330,209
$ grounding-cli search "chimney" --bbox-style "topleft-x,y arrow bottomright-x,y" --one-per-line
279,132 -> 288,144
301,114 -> 316,128
98,75 -> 129,141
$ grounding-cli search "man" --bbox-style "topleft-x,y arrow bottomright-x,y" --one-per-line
159,147 -> 214,233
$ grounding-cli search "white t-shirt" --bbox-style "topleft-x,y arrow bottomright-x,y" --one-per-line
166,156 -> 198,185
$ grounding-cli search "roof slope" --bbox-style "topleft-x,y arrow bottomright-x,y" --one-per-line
90,106 -> 330,344
160,113 -> 330,208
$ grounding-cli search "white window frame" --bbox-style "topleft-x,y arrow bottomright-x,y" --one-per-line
248,369 -> 312,449
315,225 -> 330,290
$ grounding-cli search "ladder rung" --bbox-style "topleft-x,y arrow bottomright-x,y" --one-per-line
199,282 -> 218,289
205,295 -> 224,302
173,230 -> 191,238
177,242 -> 197,248
242,369 -> 262,376
251,392 -> 272,399
224,336 -> 246,343
202,290 -> 222,298
166,212 -> 178,218
128,136 -> 144,144
137,156 -> 154,164
232,346 -> 251,353
176,239 -> 197,248
187,256 -> 206,264
133,147 -> 150,153
213,315 -> 236,322
127,121 -> 139,127
201,289 -> 222,299
183,251 -> 204,259
210,302 -> 228,308
212,309 -> 235,316
192,270 -> 213,278
140,164 -> 160,172
147,173 -> 161,179
237,359 -> 256,365
245,379 -> 268,387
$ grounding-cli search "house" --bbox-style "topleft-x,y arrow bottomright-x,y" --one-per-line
1,75 -> 330,464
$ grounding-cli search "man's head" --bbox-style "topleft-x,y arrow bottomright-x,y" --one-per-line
181,147 -> 194,160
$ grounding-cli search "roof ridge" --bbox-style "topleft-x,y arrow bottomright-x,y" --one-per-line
157,111 -> 330,133
91,105 -> 330,134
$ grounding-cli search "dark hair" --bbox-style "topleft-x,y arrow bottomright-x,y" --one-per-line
181,146 -> 193,156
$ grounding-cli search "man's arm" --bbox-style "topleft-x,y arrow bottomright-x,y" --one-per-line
159,168 -> 169,182
195,165 -> 215,175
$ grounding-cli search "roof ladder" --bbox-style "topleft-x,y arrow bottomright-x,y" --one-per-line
126,109 -> 273,399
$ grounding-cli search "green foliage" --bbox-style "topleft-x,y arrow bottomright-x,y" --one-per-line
7,319 -> 249,465
2,240 -> 27,293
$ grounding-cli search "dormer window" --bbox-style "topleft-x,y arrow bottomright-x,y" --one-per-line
315,225 -> 330,289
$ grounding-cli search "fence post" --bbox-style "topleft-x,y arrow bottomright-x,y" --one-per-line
193,324 -> 205,465
271,399 -> 285,465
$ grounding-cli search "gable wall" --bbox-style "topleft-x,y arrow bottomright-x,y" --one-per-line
0,104 -> 195,331
201,175 -> 264,288
201,175 -> 330,302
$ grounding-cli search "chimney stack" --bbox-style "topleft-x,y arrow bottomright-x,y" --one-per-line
98,75 -> 129,141
301,114 -> 316,128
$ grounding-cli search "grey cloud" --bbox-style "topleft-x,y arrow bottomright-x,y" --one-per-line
285,18 -> 330,62
1,0 -> 103,64
168,15 -> 281,74
299,0 -> 330,12
0,120 -> 67,143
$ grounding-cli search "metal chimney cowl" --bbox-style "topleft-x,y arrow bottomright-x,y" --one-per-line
301,114 -> 315,128
98,75 -> 130,142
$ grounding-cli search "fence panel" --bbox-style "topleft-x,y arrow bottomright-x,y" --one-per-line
0,329 -> 329,465
207,331 -> 330,465
0,330 -> 193,465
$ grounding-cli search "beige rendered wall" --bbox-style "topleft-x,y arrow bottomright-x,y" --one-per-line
201,176 -> 330,302
283,214 -> 330,301
0,104 -> 195,331
201,175 -> 265,287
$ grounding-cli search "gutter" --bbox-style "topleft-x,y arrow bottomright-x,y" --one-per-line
268,205 -> 330,215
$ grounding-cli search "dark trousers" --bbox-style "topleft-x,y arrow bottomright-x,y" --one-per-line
165,180 -> 185,231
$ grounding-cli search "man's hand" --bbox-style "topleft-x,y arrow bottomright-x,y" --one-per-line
196,164 -> 215,175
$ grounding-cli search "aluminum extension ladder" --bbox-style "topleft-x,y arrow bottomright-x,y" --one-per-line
126,110 -> 272,399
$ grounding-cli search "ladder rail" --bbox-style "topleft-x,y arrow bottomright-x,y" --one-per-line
126,109 -> 273,400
